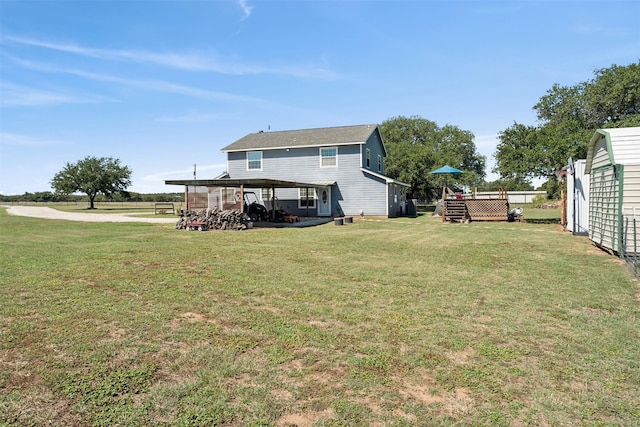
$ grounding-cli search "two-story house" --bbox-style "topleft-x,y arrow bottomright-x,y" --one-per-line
167,124 -> 409,218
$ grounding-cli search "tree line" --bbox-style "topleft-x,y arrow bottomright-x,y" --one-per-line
0,191 -> 183,204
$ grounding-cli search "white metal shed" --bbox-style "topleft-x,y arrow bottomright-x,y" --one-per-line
585,127 -> 640,254
566,159 -> 590,235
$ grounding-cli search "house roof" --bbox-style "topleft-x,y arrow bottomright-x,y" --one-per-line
585,127 -> 640,173
221,124 -> 380,152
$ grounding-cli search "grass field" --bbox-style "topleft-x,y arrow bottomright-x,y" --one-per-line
2,200 -> 561,221
1,207 -> 638,426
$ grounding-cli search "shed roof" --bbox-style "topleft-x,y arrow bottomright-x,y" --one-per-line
585,127 -> 640,173
221,124 -> 380,152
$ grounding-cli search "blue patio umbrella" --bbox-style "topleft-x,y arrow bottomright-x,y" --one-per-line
431,165 -> 463,206
430,165 -> 463,175
430,165 -> 463,193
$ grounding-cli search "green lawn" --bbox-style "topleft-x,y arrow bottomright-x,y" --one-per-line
1,208 -> 638,426
518,203 -> 561,221
49,202 -> 178,216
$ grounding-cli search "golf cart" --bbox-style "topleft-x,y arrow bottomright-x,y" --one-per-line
243,192 -> 269,222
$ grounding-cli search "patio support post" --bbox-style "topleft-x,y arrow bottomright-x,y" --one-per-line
271,185 -> 276,221
442,186 -> 446,223
240,184 -> 244,213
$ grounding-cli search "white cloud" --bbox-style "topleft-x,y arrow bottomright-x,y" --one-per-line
0,132 -> 60,147
6,36 -> 228,71
6,35 -> 337,79
0,82 -> 113,107
238,0 -> 253,20
5,55 -> 272,104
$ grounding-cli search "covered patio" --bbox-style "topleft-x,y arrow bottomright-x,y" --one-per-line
165,178 -> 334,222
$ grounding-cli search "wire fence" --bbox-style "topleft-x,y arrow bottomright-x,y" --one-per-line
621,213 -> 639,278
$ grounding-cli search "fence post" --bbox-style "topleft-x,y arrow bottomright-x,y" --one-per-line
634,215 -> 638,277
622,211 -> 639,278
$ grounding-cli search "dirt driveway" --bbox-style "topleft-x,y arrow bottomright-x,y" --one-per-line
2,205 -> 177,224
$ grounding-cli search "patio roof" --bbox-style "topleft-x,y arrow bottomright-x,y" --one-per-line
165,178 -> 335,188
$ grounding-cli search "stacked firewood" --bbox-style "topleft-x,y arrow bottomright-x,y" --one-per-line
175,208 -> 251,231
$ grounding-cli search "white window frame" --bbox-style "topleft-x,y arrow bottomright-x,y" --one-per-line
261,188 -> 273,201
298,188 -> 316,208
247,151 -> 262,170
320,147 -> 337,168
366,148 -> 371,168
223,188 -> 238,201
377,154 -> 382,172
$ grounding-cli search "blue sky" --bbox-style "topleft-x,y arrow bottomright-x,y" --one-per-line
1,0 -> 639,195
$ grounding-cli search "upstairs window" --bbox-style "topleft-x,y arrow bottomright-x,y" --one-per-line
320,147 -> 337,167
247,151 -> 262,170
377,154 -> 382,172
366,148 -> 371,168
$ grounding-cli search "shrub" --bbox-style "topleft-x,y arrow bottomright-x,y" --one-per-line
531,193 -> 547,207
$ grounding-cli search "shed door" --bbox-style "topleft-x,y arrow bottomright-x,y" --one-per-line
318,187 -> 331,217
589,165 -> 619,252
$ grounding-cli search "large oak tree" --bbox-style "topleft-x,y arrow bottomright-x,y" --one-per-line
51,156 -> 132,209
379,116 -> 486,200
494,61 -> 640,184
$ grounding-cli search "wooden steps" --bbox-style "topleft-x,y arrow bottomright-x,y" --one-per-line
443,199 -> 509,222
440,187 -> 509,223
443,199 -> 468,222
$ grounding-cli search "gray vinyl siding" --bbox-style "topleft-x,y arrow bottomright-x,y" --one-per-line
345,171 -> 388,217
363,131 -> 386,173
227,142 -> 389,216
